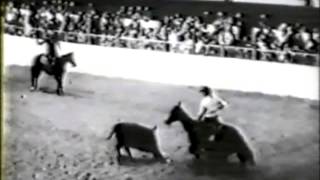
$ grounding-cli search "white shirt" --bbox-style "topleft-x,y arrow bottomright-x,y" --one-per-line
122,18 -> 133,27
312,32 -> 319,43
198,94 -> 227,118
43,11 -> 54,21
273,29 -> 288,44
206,24 -> 217,34
218,31 -> 234,45
69,13 -> 80,22
180,39 -> 194,53
55,12 -> 65,22
168,32 -> 179,44
231,25 -> 241,40
20,8 -> 31,24
195,40 -> 204,54
302,32 -> 312,42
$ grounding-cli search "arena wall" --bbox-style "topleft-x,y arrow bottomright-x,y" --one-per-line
3,35 -> 319,100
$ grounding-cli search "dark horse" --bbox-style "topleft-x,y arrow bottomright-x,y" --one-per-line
165,101 -> 255,165
30,53 -> 76,95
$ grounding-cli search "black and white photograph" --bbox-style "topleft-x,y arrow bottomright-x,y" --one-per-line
2,0 -> 319,179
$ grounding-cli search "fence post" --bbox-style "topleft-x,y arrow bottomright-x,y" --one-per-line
252,48 -> 257,60
220,46 -> 225,57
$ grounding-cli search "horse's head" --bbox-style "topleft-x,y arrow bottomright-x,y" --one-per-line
63,53 -> 77,67
165,101 -> 183,125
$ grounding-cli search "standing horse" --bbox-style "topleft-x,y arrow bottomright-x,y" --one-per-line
30,53 -> 76,95
164,101 -> 255,165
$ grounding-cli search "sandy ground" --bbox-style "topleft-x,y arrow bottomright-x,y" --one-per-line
3,65 -> 319,180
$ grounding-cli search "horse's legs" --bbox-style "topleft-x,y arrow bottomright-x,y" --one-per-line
116,144 -> 122,164
124,147 -> 133,161
237,149 -> 256,166
189,145 -> 200,159
30,66 -> 41,91
153,148 -> 165,160
55,75 -> 64,95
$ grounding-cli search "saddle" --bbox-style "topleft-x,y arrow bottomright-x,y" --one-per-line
194,116 -> 224,145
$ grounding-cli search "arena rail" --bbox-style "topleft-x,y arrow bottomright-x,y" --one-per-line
4,24 -> 320,66
3,34 -> 319,100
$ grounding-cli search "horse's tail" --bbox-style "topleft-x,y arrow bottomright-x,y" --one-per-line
106,124 -> 117,140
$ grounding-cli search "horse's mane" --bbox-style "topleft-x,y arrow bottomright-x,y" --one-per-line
179,103 -> 197,121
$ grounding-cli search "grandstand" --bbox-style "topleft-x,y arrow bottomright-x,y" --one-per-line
11,0 -> 320,27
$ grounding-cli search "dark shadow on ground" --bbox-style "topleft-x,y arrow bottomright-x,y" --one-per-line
38,87 -> 85,99
117,155 -> 166,167
186,155 -> 264,180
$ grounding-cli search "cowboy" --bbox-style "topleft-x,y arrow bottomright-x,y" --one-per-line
192,86 -> 229,152
197,86 -> 228,124
37,30 -> 60,66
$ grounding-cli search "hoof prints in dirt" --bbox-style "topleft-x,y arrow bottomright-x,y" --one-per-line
116,155 -> 171,167
6,149 -> 114,180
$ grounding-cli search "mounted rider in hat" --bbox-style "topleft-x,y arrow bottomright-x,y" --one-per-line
197,86 -> 228,124
36,30 -> 60,66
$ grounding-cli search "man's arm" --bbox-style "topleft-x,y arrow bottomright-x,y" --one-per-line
197,107 -> 207,121
217,100 -> 228,110
203,99 -> 228,117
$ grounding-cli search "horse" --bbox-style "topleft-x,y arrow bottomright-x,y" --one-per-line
164,101 -> 255,165
30,53 -> 76,95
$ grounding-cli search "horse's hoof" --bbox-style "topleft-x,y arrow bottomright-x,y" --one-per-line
57,90 -> 64,96
57,92 -> 64,96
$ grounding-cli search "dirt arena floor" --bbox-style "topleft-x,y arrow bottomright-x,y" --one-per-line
3,65 -> 319,180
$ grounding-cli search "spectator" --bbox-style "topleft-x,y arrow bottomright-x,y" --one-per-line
99,12 -> 109,34
312,28 -> 320,44
212,11 -> 225,29
194,36 -> 206,54
218,25 -> 235,46
5,1 -> 19,26
273,23 -> 289,49
55,5 -> 66,32
294,26 -> 313,51
180,33 -> 195,53
19,3 -> 33,36
168,28 -> 181,52
231,21 -> 242,44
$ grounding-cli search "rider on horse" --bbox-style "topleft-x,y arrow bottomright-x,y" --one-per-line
37,30 -> 60,66
195,86 -> 229,145
197,86 -> 228,124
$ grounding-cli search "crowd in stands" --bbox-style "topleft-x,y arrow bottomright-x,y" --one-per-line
4,0 -> 320,65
